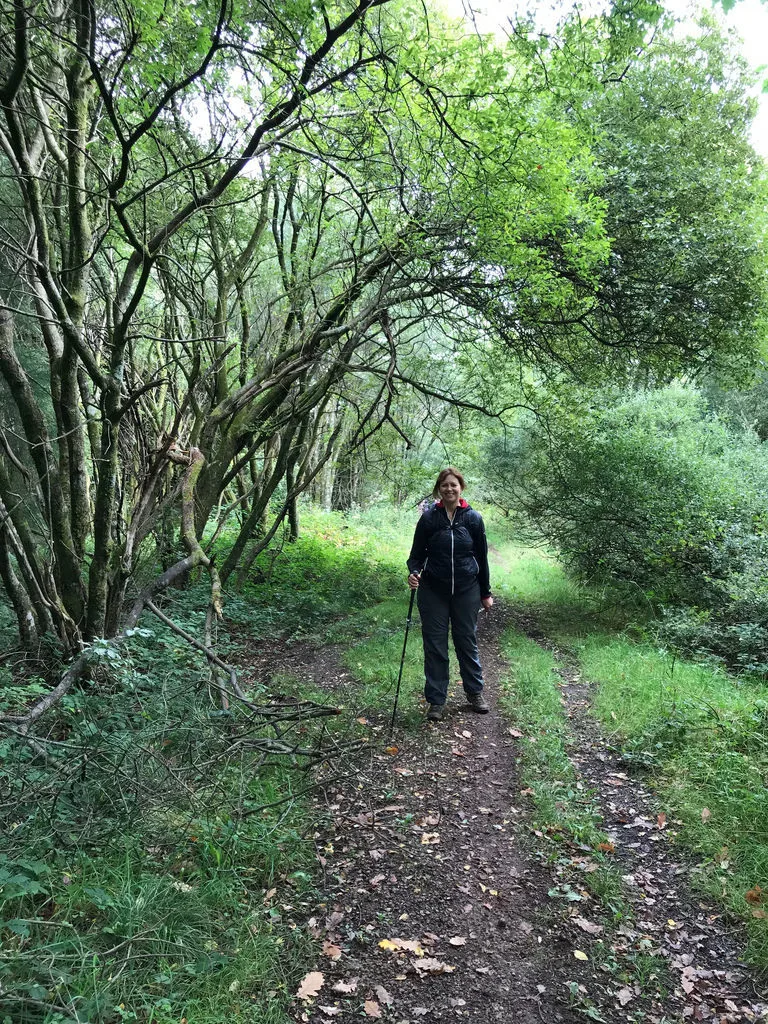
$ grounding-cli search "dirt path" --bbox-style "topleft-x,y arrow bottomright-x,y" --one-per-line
245,601 -> 767,1023
292,604 -> 589,1024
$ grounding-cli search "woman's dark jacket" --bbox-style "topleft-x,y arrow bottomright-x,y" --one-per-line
407,499 -> 491,598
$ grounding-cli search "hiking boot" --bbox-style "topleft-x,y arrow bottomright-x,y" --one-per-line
466,691 -> 490,713
427,704 -> 445,722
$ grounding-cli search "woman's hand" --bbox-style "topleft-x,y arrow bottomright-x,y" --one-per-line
481,596 -> 494,611
408,572 -> 421,590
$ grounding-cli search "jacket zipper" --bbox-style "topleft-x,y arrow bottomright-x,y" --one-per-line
448,508 -> 455,595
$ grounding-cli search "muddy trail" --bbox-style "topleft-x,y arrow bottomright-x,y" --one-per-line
241,602 -> 767,1023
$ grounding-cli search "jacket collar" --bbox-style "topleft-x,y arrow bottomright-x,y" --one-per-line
435,498 -> 469,510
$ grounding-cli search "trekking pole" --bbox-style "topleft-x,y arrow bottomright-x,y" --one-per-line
389,583 -> 417,739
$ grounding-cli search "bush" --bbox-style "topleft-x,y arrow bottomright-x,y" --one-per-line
485,385 -> 768,667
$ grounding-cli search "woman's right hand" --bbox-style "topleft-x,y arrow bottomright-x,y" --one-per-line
408,572 -> 421,590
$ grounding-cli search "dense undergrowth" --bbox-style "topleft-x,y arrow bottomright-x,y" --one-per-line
0,507 -> 418,1024
4,504 -> 768,1024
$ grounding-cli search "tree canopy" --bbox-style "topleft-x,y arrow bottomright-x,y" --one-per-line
0,0 -> 765,665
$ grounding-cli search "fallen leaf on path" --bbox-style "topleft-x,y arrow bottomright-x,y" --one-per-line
385,746 -> 398,755
421,832 -> 440,845
519,787 -> 534,796
413,1009 -> 428,1017
461,730 -> 471,738
322,940 -> 342,960
375,985 -> 394,1006
508,728 -> 523,737
412,957 -> 455,974
357,717 -> 369,725
370,874 -> 386,886
296,971 -> 324,1000
597,842 -> 615,854
451,748 -> 465,757
379,937 -> 425,956
319,1008 -> 342,1017
701,807 -> 711,823
657,813 -> 666,829
449,936 -> 467,946
752,908 -> 768,919
573,950 -> 588,961
616,988 -> 634,1006
364,999 -> 381,1018
332,979 -> 358,994
746,886 -> 764,905
572,916 -> 603,935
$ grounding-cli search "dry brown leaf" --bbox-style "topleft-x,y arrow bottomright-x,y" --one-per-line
746,886 -> 764,905
449,936 -> 467,946
322,940 -> 342,960
701,807 -> 711,823
572,916 -> 604,935
597,841 -> 616,854
331,979 -> 358,994
657,813 -> 666,829
364,999 -> 382,1018
296,971 -> 324,1000
412,957 -> 455,974
318,1008 -> 342,1017
752,908 -> 768,919
573,950 -> 588,961
508,728 -> 523,738
385,746 -> 398,755
375,985 -> 394,1006
370,874 -> 386,886
421,832 -> 440,845
616,988 -> 634,1006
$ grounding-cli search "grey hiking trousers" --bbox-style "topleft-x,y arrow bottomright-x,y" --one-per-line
416,580 -> 484,707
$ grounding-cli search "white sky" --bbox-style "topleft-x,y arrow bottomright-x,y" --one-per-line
441,0 -> 768,155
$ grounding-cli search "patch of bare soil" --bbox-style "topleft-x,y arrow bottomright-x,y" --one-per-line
511,609 -> 768,1024
227,623 -> 350,692
289,607 -> 630,1024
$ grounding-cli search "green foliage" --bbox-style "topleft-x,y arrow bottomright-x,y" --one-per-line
230,506 -> 412,640
487,385 -> 768,668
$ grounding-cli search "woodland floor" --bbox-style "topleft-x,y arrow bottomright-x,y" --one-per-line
239,602 -> 768,1024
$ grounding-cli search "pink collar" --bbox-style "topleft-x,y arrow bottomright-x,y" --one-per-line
435,498 -> 469,509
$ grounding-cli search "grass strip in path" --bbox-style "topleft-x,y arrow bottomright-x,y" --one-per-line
498,610 -> 766,1022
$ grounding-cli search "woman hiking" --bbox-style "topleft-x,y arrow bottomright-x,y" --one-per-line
406,468 -> 493,722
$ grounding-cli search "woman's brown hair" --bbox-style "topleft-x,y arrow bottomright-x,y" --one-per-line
432,467 -> 466,498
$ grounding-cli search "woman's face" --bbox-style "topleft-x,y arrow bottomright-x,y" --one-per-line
438,474 -> 462,505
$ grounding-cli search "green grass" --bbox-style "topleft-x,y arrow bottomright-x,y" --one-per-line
580,635 -> 768,966
497,630 -> 607,851
0,768 -> 317,1024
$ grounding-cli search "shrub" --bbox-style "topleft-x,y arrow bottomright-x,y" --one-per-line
486,385 -> 768,667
